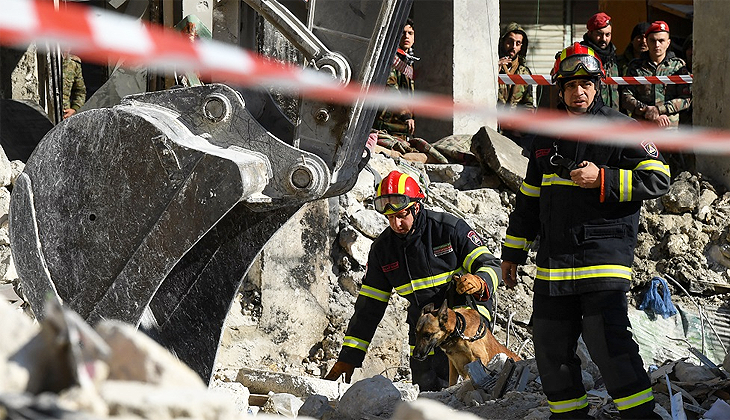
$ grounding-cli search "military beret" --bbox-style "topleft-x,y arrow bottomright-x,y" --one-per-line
645,21 -> 670,36
587,12 -> 611,31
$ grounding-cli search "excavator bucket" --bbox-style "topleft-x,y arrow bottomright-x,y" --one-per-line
9,0 -> 412,382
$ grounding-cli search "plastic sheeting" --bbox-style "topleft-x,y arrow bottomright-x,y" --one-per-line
628,303 -> 728,368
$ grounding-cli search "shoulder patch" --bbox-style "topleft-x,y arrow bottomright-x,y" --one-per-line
467,230 -> 483,247
381,261 -> 399,273
536,148 -> 551,158
641,141 -> 659,158
433,243 -> 453,257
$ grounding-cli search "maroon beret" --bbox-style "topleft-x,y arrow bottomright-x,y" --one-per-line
587,12 -> 611,31
645,21 -> 670,36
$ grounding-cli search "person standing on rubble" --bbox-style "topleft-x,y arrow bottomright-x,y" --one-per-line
372,19 -> 448,164
324,170 -> 501,391
501,43 -> 670,419
61,49 -> 86,119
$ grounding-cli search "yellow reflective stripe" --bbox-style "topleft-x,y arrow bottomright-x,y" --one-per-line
536,264 -> 632,281
342,336 -> 369,352
635,159 -> 670,177
504,234 -> 532,251
548,395 -> 589,414
359,285 -> 391,303
476,305 -> 492,322
409,345 -> 434,356
476,266 -> 499,295
614,388 -> 654,411
619,169 -> 632,202
542,173 -> 578,187
398,172 -> 409,194
519,181 -> 541,197
394,269 -> 462,296
463,247 -> 493,272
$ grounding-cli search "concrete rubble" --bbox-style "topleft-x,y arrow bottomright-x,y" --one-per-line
1,128 -> 730,419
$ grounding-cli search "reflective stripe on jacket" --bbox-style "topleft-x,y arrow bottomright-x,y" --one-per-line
502,98 -> 670,296
339,208 -> 501,366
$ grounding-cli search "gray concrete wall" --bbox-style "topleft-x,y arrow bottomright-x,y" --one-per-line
693,1 -> 730,188
414,0 -> 499,142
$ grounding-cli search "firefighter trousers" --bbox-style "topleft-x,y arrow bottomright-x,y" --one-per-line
410,347 -> 449,391
533,291 -> 660,419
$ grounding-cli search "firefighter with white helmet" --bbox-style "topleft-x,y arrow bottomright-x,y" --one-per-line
325,170 -> 501,390
501,43 -> 670,419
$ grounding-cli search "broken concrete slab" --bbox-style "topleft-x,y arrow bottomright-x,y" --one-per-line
96,321 -> 205,389
469,126 -> 527,193
236,367 -> 349,401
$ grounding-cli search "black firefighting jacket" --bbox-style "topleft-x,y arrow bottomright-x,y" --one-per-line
338,207 -> 501,367
502,97 -> 671,296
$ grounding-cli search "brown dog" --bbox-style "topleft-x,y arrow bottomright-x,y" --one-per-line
413,300 -> 520,386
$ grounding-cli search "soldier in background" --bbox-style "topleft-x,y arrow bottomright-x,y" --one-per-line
497,22 -> 535,150
372,19 -> 448,164
61,50 -> 86,119
620,21 -> 691,129
497,22 -> 534,111
581,12 -> 619,110
620,21 -> 693,174
617,22 -> 650,77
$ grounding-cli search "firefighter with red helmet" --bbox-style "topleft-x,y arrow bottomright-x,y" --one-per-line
501,43 -> 669,419
325,170 -> 502,391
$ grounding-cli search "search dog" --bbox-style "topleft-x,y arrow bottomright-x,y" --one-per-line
413,300 -> 520,386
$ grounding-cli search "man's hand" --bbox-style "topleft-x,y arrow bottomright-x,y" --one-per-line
454,273 -> 484,296
501,260 -> 519,288
405,118 -> 415,135
498,56 -> 512,69
570,161 -> 600,188
324,361 -> 355,383
63,108 -> 76,119
653,115 -> 671,127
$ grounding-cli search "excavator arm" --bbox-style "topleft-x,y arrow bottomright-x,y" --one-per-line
9,0 -> 412,382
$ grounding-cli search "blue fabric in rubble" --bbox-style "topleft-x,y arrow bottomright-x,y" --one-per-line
639,276 -> 678,319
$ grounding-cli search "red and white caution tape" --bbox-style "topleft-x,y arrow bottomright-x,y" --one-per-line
499,74 -> 694,85
1,0 -> 729,154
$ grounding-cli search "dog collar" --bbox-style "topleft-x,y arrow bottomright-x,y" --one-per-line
452,311 -> 487,342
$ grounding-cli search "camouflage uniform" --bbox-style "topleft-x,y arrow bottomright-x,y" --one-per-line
497,23 -> 534,110
62,54 -> 86,112
373,50 -> 448,163
617,44 -> 639,77
581,35 -> 619,110
620,51 -> 691,127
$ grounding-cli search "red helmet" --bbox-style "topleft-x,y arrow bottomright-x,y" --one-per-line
551,42 -> 605,84
374,171 -> 425,215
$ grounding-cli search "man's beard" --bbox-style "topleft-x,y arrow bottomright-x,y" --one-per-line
566,105 -> 589,114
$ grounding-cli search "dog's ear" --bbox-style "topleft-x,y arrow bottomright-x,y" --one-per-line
421,302 -> 435,315
438,300 -> 449,324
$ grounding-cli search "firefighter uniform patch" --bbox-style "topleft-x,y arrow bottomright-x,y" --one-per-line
381,261 -> 399,272
433,243 -> 453,257
467,231 -> 483,246
641,141 -> 659,158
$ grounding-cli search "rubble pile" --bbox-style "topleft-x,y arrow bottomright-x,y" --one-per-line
2,128 -> 730,419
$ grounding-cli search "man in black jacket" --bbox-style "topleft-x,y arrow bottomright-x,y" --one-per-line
325,170 -> 502,391
502,43 -> 669,419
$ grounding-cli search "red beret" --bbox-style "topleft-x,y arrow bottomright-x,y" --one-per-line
645,21 -> 670,36
587,12 -> 611,31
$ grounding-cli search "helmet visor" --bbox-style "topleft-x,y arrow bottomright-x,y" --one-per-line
374,194 -> 414,214
558,54 -> 602,77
